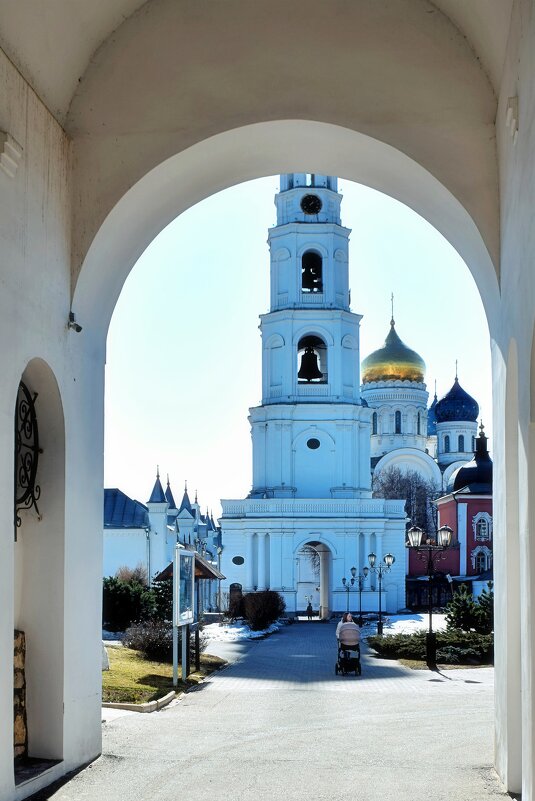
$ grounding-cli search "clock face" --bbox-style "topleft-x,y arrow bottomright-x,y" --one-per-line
300,194 -> 322,215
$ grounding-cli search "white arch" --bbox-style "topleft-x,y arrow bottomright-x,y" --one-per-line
73,121 -> 500,345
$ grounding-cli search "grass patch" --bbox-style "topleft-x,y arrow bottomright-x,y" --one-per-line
102,646 -> 226,704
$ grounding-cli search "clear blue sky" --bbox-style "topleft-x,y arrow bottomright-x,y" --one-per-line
104,176 -> 492,515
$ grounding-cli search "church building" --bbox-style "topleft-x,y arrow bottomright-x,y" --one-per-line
361,322 -> 481,491
220,174 -> 407,617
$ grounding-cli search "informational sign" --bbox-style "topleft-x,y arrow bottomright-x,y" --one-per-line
174,548 -> 195,626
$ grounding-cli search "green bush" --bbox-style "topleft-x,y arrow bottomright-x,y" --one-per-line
242,590 -> 286,631
367,629 -> 493,665
103,576 -> 155,632
152,576 -> 173,621
444,582 -> 494,634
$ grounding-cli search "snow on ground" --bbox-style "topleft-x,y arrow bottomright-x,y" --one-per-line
204,621 -> 282,641
204,614 -> 447,643
378,613 -> 447,635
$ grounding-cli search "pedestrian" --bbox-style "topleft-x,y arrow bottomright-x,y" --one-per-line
306,601 -> 313,621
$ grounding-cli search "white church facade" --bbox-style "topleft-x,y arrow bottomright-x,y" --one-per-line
220,174 -> 407,617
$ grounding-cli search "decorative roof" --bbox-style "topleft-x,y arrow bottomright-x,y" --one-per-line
178,481 -> 193,515
447,423 -> 492,494
435,376 -> 479,423
361,320 -> 425,384
427,384 -> 438,436
165,475 -> 177,510
147,467 -> 167,504
104,488 -> 149,529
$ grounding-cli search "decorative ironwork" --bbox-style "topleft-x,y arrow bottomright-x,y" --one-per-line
14,381 -> 41,539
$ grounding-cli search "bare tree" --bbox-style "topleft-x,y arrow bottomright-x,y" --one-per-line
372,466 -> 440,533
300,545 -> 320,576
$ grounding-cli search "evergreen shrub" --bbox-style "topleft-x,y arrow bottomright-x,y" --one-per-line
103,576 -> 155,632
444,583 -> 494,634
367,629 -> 493,664
242,590 -> 286,631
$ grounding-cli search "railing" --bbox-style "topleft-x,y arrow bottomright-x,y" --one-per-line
221,498 -> 406,517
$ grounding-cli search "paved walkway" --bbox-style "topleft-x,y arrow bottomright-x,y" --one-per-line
35,622 -> 508,801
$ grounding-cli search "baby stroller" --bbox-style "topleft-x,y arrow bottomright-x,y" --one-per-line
335,641 -> 361,676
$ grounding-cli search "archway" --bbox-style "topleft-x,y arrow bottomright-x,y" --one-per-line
13,359 -> 65,777
72,121 -> 500,343
295,541 -> 331,620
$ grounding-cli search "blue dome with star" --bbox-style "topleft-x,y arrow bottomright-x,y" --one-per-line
435,377 -> 479,423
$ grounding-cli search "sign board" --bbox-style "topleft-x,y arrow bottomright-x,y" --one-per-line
174,548 -> 195,626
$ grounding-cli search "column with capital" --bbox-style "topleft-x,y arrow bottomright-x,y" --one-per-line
319,550 -> 330,619
245,532 -> 254,592
257,532 -> 267,591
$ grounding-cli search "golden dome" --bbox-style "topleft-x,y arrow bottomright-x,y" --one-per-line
361,321 -> 425,384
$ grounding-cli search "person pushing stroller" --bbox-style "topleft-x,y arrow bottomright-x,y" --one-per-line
335,612 -> 362,676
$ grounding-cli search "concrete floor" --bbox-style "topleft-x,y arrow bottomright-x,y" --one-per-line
31,622 -> 509,801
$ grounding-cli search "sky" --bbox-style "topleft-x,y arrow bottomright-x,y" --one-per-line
104,176 -> 492,516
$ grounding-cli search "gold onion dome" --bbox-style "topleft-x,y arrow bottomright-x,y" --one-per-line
361,320 -> 426,384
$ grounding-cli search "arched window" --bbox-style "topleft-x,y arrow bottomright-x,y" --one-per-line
458,434 -> 464,452
417,412 -> 421,435
301,251 -> 323,293
372,412 -> 378,435
395,411 -> 402,434
297,335 -> 327,383
476,519 -> 489,541
475,552 -> 487,573
444,435 -> 450,453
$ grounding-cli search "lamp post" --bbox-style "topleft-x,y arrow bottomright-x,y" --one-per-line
367,552 -> 395,636
216,545 -> 223,614
406,524 -> 454,666
355,567 -> 369,627
341,568 -> 356,613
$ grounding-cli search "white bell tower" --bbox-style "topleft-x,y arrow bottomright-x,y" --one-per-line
250,173 -> 372,499
220,174 -> 407,617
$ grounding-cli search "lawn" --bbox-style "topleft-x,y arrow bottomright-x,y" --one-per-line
102,646 -> 226,704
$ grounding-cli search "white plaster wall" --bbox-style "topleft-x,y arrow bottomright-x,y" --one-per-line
0,48 -> 103,801
103,530 -> 148,578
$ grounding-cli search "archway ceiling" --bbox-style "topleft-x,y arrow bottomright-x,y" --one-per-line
0,0 -> 512,127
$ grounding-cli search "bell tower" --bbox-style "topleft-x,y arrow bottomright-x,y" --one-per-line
249,173 -> 372,499
220,175 -> 407,618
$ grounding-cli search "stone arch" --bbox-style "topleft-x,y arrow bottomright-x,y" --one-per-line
13,358 -> 65,767
295,537 -> 335,620
72,121 -> 500,346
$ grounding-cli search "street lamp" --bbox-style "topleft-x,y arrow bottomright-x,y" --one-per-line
216,545 -> 223,614
367,552 -> 395,636
406,524 -> 454,666
342,566 -> 369,624
341,569 -> 356,613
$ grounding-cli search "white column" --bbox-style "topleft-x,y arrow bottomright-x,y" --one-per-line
257,532 -> 267,591
376,532 -> 383,561
364,531 -> 371,563
319,550 -> 329,619
458,502 -> 467,575
245,532 -> 254,591
269,534 -> 282,590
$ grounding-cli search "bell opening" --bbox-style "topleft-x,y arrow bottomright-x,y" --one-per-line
301,251 -> 323,293
297,335 -> 327,384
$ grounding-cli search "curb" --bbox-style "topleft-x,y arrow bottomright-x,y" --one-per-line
102,690 -> 177,714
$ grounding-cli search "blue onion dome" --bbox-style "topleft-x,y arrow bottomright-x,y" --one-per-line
434,376 -> 479,423
361,320 -> 425,384
447,423 -> 492,493
427,389 -> 438,436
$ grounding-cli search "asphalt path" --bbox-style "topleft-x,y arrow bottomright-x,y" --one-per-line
32,622 -> 507,801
